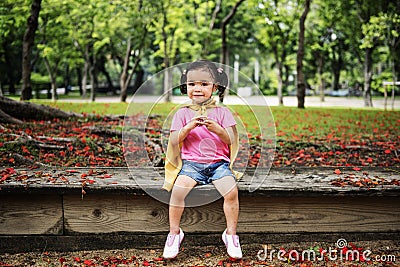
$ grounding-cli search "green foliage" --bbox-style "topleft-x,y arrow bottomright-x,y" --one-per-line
31,72 -> 50,83
371,71 -> 394,93
0,0 -> 399,102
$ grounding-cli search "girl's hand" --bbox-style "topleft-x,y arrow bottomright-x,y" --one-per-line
203,118 -> 224,134
205,119 -> 235,145
186,115 -> 208,130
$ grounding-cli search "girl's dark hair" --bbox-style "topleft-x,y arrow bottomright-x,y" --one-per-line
180,60 -> 229,103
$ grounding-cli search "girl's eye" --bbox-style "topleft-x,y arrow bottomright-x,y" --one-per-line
187,81 -> 213,87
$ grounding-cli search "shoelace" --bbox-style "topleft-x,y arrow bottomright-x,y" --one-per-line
166,234 -> 176,247
232,235 -> 239,247
225,233 -> 239,248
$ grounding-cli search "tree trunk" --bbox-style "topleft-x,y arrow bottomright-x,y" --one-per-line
64,64 -> 71,95
120,36 -> 143,102
317,53 -> 325,102
99,63 -> 115,95
391,57 -> 397,110
296,0 -> 311,109
3,41 -> 17,95
161,3 -> 172,103
21,0 -> 42,101
120,37 -> 132,102
284,64 -> 290,94
82,60 -> 88,98
363,47 -> 373,107
121,57 -> 141,102
76,67 -> 82,95
43,57 -> 58,101
221,26 -> 228,65
331,54 -> 343,91
132,68 -> 145,94
202,0 -> 221,57
89,53 -> 96,102
383,85 -> 388,110
0,96 -> 80,124
221,0 -> 245,65
276,59 -> 284,106
0,108 -> 23,124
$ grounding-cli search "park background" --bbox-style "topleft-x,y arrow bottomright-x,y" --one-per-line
0,0 -> 400,266
0,0 -> 399,109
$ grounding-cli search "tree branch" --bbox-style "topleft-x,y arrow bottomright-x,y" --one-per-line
209,0 -> 222,31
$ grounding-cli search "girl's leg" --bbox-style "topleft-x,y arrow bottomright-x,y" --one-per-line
169,175 -> 197,234
212,176 -> 239,235
213,176 -> 242,259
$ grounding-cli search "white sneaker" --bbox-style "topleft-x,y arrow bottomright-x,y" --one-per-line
222,229 -> 242,259
163,228 -> 184,259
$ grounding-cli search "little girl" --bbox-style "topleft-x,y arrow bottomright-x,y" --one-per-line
162,60 -> 242,259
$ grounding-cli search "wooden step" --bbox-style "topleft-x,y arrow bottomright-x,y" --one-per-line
0,167 -> 399,252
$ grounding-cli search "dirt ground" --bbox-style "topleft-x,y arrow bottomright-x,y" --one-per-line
1,240 -> 398,267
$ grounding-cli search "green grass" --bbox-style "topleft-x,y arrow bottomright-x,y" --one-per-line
31,100 -> 400,141
31,100 -> 131,115
270,106 -> 399,141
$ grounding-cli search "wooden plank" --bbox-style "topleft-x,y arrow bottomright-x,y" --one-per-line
64,193 -> 227,234
63,194 -> 170,234
0,194 -> 63,235
238,196 -> 400,233
1,167 -> 399,197
63,194 -> 400,234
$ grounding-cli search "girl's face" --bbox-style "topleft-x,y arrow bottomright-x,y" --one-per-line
186,69 -> 216,104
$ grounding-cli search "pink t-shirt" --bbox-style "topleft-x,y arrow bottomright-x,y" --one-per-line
170,106 -> 236,163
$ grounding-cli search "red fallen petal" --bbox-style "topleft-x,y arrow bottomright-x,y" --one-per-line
6,168 -> 16,174
83,259 -> 95,265
334,169 -> 341,175
352,167 -> 361,171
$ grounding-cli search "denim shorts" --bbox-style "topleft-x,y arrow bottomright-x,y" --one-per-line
178,160 -> 235,185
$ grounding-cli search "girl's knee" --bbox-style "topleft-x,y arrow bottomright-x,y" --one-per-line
170,188 -> 187,203
223,186 -> 238,202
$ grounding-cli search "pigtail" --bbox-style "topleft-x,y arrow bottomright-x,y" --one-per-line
179,69 -> 188,94
216,67 -> 228,103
